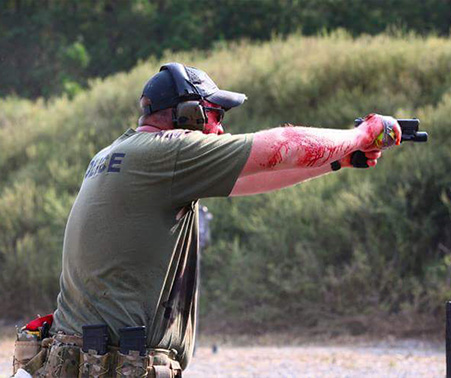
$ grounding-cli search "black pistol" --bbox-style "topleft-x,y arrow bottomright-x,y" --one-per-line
351,117 -> 428,168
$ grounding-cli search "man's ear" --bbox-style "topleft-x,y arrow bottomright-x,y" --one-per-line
140,95 -> 151,109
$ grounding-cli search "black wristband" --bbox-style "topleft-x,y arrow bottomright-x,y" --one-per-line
331,160 -> 341,171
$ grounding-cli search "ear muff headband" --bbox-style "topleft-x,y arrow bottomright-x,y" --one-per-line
157,63 -> 225,131
160,63 -> 201,100
159,63 -> 206,130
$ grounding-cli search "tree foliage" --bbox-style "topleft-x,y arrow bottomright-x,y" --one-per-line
1,0 -> 451,99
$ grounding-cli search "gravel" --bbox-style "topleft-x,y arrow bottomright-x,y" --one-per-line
184,339 -> 444,378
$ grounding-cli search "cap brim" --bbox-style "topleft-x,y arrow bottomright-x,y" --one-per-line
206,90 -> 247,110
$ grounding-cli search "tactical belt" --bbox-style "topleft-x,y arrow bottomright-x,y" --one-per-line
13,333 -> 182,378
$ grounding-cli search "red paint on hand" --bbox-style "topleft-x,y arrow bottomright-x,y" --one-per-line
358,114 -> 401,151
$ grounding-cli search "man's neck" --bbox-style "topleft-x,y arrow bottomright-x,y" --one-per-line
136,125 -> 164,133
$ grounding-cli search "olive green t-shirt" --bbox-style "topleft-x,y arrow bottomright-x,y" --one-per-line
53,128 -> 253,369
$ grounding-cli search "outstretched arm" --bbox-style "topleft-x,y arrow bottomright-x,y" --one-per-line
230,150 -> 382,196
230,114 -> 400,196
230,165 -> 331,196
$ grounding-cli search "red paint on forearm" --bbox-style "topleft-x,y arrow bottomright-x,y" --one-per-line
261,141 -> 291,168
253,126 -> 357,171
282,127 -> 353,168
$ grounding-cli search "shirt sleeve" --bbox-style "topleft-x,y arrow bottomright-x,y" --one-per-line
171,131 -> 253,206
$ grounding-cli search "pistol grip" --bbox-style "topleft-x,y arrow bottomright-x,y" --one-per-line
350,151 -> 369,168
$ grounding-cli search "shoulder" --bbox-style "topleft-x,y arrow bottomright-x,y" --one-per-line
176,130 -> 253,146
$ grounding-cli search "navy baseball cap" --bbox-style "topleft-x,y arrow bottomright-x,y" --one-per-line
141,62 -> 247,113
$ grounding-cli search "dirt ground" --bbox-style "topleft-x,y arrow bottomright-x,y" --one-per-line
184,341 -> 444,377
0,334 -> 444,377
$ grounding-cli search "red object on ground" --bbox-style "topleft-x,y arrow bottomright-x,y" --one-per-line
25,313 -> 54,331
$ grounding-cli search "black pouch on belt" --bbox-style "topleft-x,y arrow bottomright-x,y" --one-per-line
79,324 -> 111,378
116,326 -> 149,376
119,326 -> 146,356
82,324 -> 108,355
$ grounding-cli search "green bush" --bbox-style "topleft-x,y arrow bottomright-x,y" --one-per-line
0,33 -> 449,335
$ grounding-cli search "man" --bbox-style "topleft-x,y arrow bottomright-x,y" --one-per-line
14,62 -> 400,377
